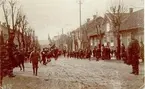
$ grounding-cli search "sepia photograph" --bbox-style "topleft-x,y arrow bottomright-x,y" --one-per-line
0,0 -> 144,89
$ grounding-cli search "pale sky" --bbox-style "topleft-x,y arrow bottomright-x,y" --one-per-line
0,0 -> 144,41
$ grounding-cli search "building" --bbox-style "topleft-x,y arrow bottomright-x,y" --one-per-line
71,8 -> 144,50
120,9 -> 144,47
104,8 -> 144,48
72,15 -> 106,50
86,16 -> 106,49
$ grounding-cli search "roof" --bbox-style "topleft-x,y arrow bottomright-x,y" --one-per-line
104,13 -> 129,24
87,17 -> 105,37
104,9 -> 144,31
120,9 -> 144,30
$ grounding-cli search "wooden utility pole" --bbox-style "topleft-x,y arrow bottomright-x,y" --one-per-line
78,0 -> 83,49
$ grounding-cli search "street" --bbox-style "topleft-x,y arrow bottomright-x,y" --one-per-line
0,0 -> 144,89
3,56 -> 144,89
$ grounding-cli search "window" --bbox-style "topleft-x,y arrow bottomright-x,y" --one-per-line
106,23 -> 110,32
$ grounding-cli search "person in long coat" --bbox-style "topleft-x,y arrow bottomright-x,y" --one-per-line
96,46 -> 101,61
41,48 -> 47,65
101,45 -> 106,60
128,33 -> 140,75
29,47 -> 40,76
93,47 -> 97,60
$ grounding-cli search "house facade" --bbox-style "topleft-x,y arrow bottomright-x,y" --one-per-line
104,9 -> 144,49
120,9 -> 144,47
53,8 -> 144,51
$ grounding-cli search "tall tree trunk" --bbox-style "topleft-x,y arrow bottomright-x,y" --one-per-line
99,31 -> 102,49
117,34 -> 121,60
0,31 -> 4,45
21,31 -> 25,50
25,35 -> 29,52
117,25 -> 121,60
17,30 -> 21,50
99,38 -> 102,49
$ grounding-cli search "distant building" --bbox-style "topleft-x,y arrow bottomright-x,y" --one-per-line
52,34 -> 69,50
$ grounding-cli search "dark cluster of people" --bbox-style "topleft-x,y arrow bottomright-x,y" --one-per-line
40,47 -> 61,65
0,42 -> 62,78
0,43 -> 29,80
67,49 -> 92,59
65,45 -> 114,61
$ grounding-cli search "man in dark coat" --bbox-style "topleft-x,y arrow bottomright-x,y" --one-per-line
29,47 -> 40,76
121,43 -> 125,59
121,43 -> 127,63
96,46 -> 101,61
106,46 -> 111,60
63,49 -> 66,57
128,33 -> 140,75
93,47 -> 97,60
41,48 -> 47,65
53,47 -> 59,60
101,45 -> 106,60
86,49 -> 92,60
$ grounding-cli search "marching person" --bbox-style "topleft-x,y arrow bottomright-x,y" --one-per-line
121,43 -> 125,60
63,49 -> 66,57
41,48 -> 47,65
101,45 -> 105,60
53,47 -> 59,61
29,47 -> 40,76
96,46 -> 101,61
87,49 -> 92,60
106,45 -> 111,60
93,46 -> 97,60
128,32 -> 140,75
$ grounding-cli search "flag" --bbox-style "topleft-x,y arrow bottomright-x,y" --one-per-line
48,34 -> 52,44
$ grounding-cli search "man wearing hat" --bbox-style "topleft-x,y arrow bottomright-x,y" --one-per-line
128,32 -> 140,75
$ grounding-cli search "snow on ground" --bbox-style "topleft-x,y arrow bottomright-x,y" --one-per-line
3,56 -> 144,89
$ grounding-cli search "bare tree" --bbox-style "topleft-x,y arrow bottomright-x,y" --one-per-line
18,12 -> 28,50
2,0 -> 22,42
83,23 -> 90,50
0,0 -> 23,86
17,28 -> 21,49
107,2 -> 127,60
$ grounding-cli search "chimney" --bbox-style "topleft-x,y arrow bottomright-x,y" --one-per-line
129,8 -> 133,13
87,18 -> 90,22
93,15 -> 96,19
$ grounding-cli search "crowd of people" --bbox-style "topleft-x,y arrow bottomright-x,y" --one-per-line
66,45 -> 115,61
0,32 -> 144,80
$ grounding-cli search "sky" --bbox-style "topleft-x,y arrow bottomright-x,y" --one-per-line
0,0 -> 144,42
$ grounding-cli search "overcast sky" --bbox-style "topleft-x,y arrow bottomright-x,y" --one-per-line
0,0 -> 144,41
